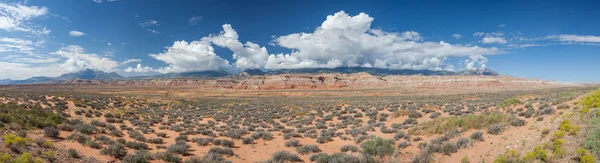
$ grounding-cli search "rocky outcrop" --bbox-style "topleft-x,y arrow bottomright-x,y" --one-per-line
47,73 -> 565,90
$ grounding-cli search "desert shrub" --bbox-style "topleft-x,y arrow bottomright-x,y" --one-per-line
497,98 -> 521,108
410,112 -> 519,135
157,132 -> 168,138
0,104 -> 64,129
521,145 -> 548,162
552,130 -> 565,139
411,150 -> 433,163
100,143 -> 127,159
360,137 -> 394,157
213,139 -> 235,148
193,137 -> 213,146
584,112 -> 600,155
456,137 -> 470,148
576,148 -> 596,163
413,137 -> 423,142
175,135 -> 188,142
226,129 -> 246,139
154,152 -> 182,163
442,142 -> 459,155
398,141 -> 411,149
487,124 -> 505,135
13,152 -> 36,163
394,131 -> 410,140
285,139 -> 301,147
429,112 -> 441,119
296,144 -> 321,155
195,152 -> 231,163
556,104 -> 570,110
492,149 -> 521,163
208,147 -> 234,156
309,153 -> 329,163
408,111 -> 422,118
43,127 -> 60,138
42,150 -> 56,162
122,149 -> 151,163
68,148 -> 80,158
147,138 -> 164,144
340,145 -> 360,152
269,151 -> 302,162
470,132 -> 484,142
124,141 -> 149,150
539,107 -> 555,115
34,137 -> 53,148
74,124 -> 96,134
251,131 -> 274,140
242,137 -> 254,144
57,124 -> 74,131
167,141 -> 190,155
510,119 -> 526,127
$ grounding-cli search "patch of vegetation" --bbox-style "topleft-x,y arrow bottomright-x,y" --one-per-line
410,112 -> 519,135
497,98 -> 522,108
0,103 -> 64,129
360,137 -> 394,157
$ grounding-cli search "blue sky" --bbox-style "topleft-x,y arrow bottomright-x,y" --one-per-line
1,0 -> 599,82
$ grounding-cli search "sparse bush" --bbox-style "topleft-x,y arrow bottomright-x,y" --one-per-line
487,124 -> 505,135
68,148 -> 80,158
340,145 -> 359,152
208,147 -> 234,156
43,127 -> 60,138
167,141 -> 190,155
154,152 -> 182,163
269,151 -> 302,162
100,143 -> 127,159
285,139 -> 300,147
296,144 -> 321,154
360,137 -> 394,157
242,137 -> 254,144
122,149 -> 151,163
470,132 -> 484,141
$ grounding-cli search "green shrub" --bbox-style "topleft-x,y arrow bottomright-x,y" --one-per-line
411,112 -> 519,135
0,152 -> 12,163
122,149 -> 151,163
3,134 -> 32,148
270,151 -> 302,162
68,148 -> 80,158
497,98 -> 522,108
340,145 -> 359,152
577,148 -> 596,163
360,137 -> 394,157
0,103 -> 64,129
296,145 -> 321,155
521,145 -> 547,162
154,152 -> 182,163
100,143 -> 127,159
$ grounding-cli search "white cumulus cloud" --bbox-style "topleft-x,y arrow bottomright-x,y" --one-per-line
266,11 -> 499,70
124,64 -> 154,73
53,45 -> 119,72
69,30 -> 85,37
149,40 -> 230,73
208,24 -> 269,70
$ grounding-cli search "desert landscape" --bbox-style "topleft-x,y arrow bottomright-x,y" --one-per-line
0,72 -> 599,163
2,1 -> 599,163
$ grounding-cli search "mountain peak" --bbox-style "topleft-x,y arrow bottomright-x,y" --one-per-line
58,69 -> 123,80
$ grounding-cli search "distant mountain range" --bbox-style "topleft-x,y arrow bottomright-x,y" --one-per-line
0,67 -> 499,85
